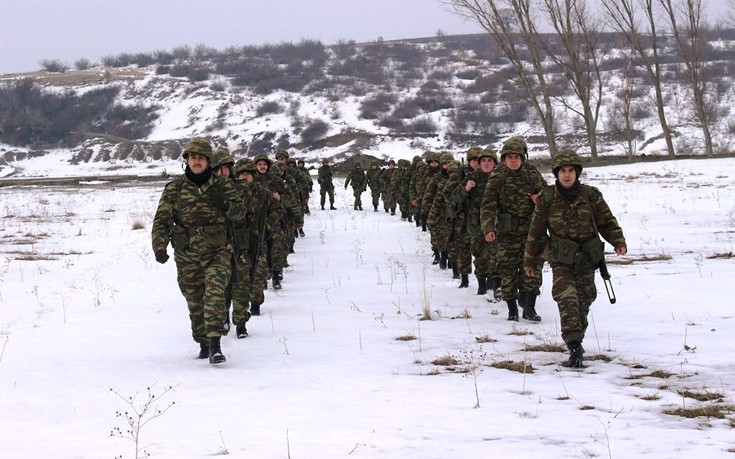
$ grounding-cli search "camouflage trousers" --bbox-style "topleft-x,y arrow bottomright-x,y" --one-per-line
471,234 -> 498,278
174,245 -> 231,342
449,230 -> 472,275
229,252 -> 252,325
320,186 -> 334,207
269,226 -> 287,272
550,262 -> 596,345
350,187 -> 364,207
249,244 -> 269,304
397,196 -> 410,217
429,221 -> 451,252
370,188 -> 381,209
495,234 -> 542,301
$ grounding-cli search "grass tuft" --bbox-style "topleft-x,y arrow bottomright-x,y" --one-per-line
490,360 -> 534,373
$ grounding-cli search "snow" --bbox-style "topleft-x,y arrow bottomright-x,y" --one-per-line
1,157 -> 734,458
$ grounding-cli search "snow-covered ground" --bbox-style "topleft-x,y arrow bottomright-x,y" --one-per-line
0,157 -> 734,458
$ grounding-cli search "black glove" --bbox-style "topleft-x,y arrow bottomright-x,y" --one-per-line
210,189 -> 229,211
155,250 -> 169,264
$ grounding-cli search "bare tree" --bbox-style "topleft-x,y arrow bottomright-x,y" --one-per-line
658,0 -> 717,156
443,0 -> 559,157
540,0 -> 608,159
602,0 -> 677,157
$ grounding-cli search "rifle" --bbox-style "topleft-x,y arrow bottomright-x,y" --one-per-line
584,191 -> 616,304
250,194 -> 270,283
226,219 -> 243,284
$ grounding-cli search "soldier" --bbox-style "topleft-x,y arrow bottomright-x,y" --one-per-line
297,159 -> 313,215
151,137 -> 246,365
406,155 -> 424,224
344,162 -> 367,210
424,153 -> 454,269
524,150 -> 627,368
253,154 -> 288,290
391,159 -> 412,220
480,136 -> 546,322
417,152 -> 441,234
233,158 -> 281,317
365,160 -> 383,212
317,158 -> 336,210
380,159 -> 397,214
276,150 -> 307,232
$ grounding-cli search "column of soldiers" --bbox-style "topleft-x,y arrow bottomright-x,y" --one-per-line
152,138 -> 313,366
377,136 -> 626,368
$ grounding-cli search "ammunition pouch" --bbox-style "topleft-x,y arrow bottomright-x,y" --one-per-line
581,238 -> 604,265
552,237 -> 604,267
172,223 -> 227,247
171,224 -> 188,251
496,213 -> 528,234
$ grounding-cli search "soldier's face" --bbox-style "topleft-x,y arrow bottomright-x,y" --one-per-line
557,165 -> 577,188
215,165 -> 231,177
480,157 -> 496,173
277,157 -> 287,164
469,158 -> 479,170
503,153 -> 523,171
187,153 -> 208,174
238,171 -> 254,183
256,161 -> 269,174
429,161 -> 439,168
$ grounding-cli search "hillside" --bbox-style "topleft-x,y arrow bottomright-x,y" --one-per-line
1,32 -> 735,177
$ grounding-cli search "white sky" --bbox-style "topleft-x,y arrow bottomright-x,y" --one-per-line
0,0 -> 487,74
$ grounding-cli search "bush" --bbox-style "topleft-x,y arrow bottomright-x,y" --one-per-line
74,58 -> 92,71
359,92 -> 397,119
405,116 -> 438,134
39,59 -> 68,73
256,101 -> 284,117
300,119 -> 330,144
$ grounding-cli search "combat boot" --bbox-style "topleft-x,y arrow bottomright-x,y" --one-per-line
235,322 -> 248,339
415,216 -> 421,228
330,203 -> 336,210
521,293 -> 541,322
374,205 -> 378,212
432,249 -> 440,265
354,204 -> 358,210
208,336 -> 226,365
452,264 -> 460,279
458,274 -> 469,288
197,342 -> 209,359
407,214 -> 413,222
506,299 -> 519,322
272,271 -> 282,290
359,204 -> 363,210
568,341 -> 584,368
439,251 -> 448,269
476,276 -> 487,295
491,277 -> 503,302
250,302 -> 261,316
299,228 -> 305,237
321,204 -> 325,210
422,223 -> 427,232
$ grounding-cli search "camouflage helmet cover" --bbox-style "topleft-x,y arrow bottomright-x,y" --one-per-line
253,154 -> 272,168
270,163 -> 283,175
478,147 -> 498,163
466,146 -> 483,162
182,137 -> 213,162
275,149 -> 289,160
427,152 -> 441,163
552,149 -> 583,176
370,160 -> 378,167
211,149 -> 234,168
398,159 -> 411,168
500,136 -> 528,161
439,152 -> 454,164
388,159 -> 396,166
447,160 -> 460,173
233,158 -> 257,176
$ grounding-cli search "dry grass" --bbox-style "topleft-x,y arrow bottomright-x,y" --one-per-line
663,404 -> 735,420
432,355 -> 458,366
475,335 -> 497,343
707,252 -> 734,259
608,254 -> 673,265
524,343 -> 566,353
640,393 -> 662,401
586,353 -> 613,362
131,219 -> 146,230
579,405 -> 595,411
678,389 -> 724,402
489,360 -> 534,374
394,334 -> 417,341
508,328 -> 533,336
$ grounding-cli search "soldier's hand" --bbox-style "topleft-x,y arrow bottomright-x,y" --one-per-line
465,180 -> 476,191
210,190 -> 229,211
155,250 -> 169,264
615,245 -> 627,256
524,268 -> 537,278
485,231 -> 496,243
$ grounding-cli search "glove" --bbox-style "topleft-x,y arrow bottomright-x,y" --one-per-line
210,189 -> 229,211
155,250 -> 169,264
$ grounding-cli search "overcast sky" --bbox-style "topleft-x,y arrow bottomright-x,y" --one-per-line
0,0 -> 485,74
1,0 -> 731,75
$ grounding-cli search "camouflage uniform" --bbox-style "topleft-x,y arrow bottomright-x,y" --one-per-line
233,158 -> 282,316
480,137 -> 546,321
425,153 -> 454,267
317,160 -> 335,210
365,161 -> 383,211
253,155 -> 289,289
297,160 -> 313,214
344,163 -> 367,210
380,160 -> 397,213
391,159 -> 411,219
413,153 -> 437,231
151,137 -> 246,364
524,150 -> 626,367
405,155 -> 424,223
449,148 -> 501,294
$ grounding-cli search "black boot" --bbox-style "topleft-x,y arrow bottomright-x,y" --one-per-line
568,341 -> 584,368
299,228 -> 305,237
374,205 -> 378,212
330,203 -> 336,210
354,204 -> 358,210
208,336 -> 226,365
415,216 -> 421,227
251,302 -> 261,316
432,249 -> 440,265
476,276 -> 487,295
490,277 -> 503,302
422,223 -> 427,232
236,322 -> 248,339
321,202 -> 325,210
197,342 -> 209,359
521,293 -> 541,322
452,264 -> 460,279
459,274 -> 469,288
272,271 -> 282,290
359,204 -> 363,210
506,299 -> 519,322
439,251 -> 448,269
407,214 -> 413,222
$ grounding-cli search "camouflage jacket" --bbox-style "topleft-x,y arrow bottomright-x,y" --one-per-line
366,167 -> 382,191
317,165 -> 334,190
298,165 -> 314,193
345,168 -> 366,190
448,168 -> 492,238
480,163 -> 546,237
524,183 -> 626,270
421,169 -> 447,224
151,172 -> 246,255
380,167 -> 395,192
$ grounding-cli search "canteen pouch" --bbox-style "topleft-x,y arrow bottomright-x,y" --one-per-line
582,238 -> 604,264
553,238 -> 579,265
171,224 -> 188,251
496,213 -> 513,233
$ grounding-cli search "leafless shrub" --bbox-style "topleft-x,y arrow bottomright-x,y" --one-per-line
39,59 -> 68,73
74,58 -> 92,71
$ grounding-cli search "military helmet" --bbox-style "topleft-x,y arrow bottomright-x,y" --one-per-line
275,149 -> 289,160
370,160 -> 378,167
388,159 -> 396,166
447,160 -> 460,173
466,146 -> 483,162
354,162 -> 362,169
500,136 -> 528,161
270,163 -> 283,175
253,154 -> 272,168
211,149 -> 234,169
439,152 -> 454,164
233,158 -> 257,176
479,147 -> 498,163
322,158 -> 330,164
398,159 -> 411,168
427,152 -> 441,164
552,149 -> 583,176
412,155 -> 423,164
182,137 -> 213,162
